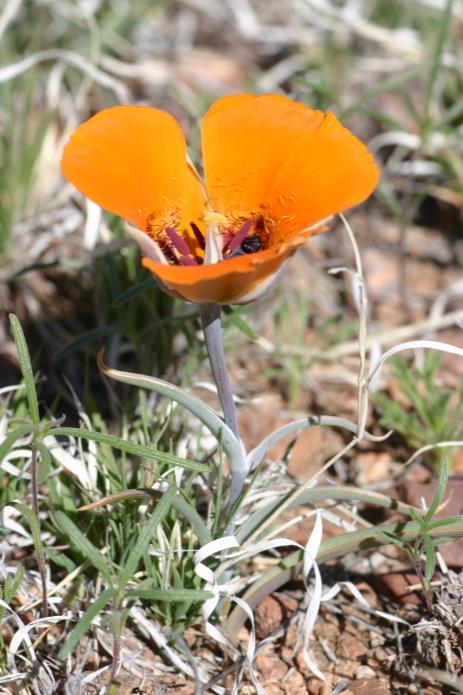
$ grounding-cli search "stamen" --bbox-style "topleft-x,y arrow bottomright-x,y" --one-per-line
165,226 -> 191,256
178,254 -> 198,266
225,219 -> 253,254
229,234 -> 261,258
190,222 -> 205,250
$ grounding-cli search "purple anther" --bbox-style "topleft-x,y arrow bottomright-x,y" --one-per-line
190,222 -> 205,250
165,226 -> 191,256
178,254 -> 198,266
226,219 -> 253,253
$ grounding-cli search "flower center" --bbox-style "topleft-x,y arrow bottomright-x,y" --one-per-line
145,209 -> 274,267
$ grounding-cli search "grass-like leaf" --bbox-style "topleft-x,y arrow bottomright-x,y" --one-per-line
58,587 -> 116,658
55,511 -> 113,585
97,354 -> 246,484
423,458 -> 449,527
424,0 -> 454,122
117,484 -> 176,597
15,502 -> 44,563
53,326 -> 116,361
8,315 -> 40,428
125,588 -> 212,602
78,488 -> 212,546
423,535 -> 437,583
48,426 -> 209,473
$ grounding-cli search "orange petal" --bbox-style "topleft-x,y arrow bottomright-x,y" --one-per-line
142,232 -> 314,305
202,94 -> 324,215
270,111 -> 380,238
202,94 -> 379,238
61,105 -> 205,232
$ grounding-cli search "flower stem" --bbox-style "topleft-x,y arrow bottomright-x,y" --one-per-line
31,443 -> 48,618
200,304 -> 246,507
200,304 -> 240,440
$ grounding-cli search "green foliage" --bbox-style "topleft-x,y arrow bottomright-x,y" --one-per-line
377,458 -> 454,603
3,315 -> 214,643
0,565 -> 25,668
373,353 -> 463,470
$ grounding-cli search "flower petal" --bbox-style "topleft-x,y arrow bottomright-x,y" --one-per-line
270,111 -> 380,238
61,105 -> 205,232
202,94 -> 379,238
142,231 -> 316,305
202,94 -> 324,215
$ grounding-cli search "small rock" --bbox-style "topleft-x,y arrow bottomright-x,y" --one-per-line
336,635 -> 368,660
286,426 -> 344,479
265,685 -> 285,695
342,678 -> 391,695
307,678 -> 333,695
371,571 -> 423,605
255,652 -> 288,681
354,452 -> 392,485
282,668 -> 307,693
354,665 -> 376,679
335,661 -> 358,679
254,596 -> 290,640
369,631 -> 385,648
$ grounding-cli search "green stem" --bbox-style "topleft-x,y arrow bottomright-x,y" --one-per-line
31,443 -> 48,618
199,304 -> 245,506
200,304 -> 239,437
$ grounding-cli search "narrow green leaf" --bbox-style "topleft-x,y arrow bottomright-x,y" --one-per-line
53,326 -> 116,362
58,587 -> 116,658
97,358 -> 246,482
117,485 -> 176,595
423,459 -> 449,527
8,315 -> 40,428
341,65 -> 424,118
422,535 -> 437,583
3,565 -> 25,603
236,485 -> 419,542
78,488 -> 211,546
125,588 -> 212,602
15,503 -> 44,562
55,511 -> 113,585
223,308 -> 258,341
408,508 -> 425,525
428,515 -> 463,530
424,0 -> 454,121
36,441 -> 52,484
437,93 -> 463,127
44,548 -> 77,574
112,278 -> 156,306
47,427 -> 209,473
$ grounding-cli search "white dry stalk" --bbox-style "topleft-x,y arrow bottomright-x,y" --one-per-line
0,49 -> 130,101
281,309 -> 463,360
336,213 -> 369,437
403,440 -> 463,468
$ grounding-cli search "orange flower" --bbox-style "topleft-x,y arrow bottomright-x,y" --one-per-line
61,94 -> 379,304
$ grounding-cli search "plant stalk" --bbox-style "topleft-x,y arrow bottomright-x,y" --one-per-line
31,443 -> 48,618
199,304 -> 240,439
199,304 -> 245,506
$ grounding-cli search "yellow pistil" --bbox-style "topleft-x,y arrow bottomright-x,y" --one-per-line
203,210 -> 228,226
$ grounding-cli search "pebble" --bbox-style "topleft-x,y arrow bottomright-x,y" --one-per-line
354,665 -> 376,679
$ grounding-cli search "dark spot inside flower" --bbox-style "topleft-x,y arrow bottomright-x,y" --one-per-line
190,222 -> 205,250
